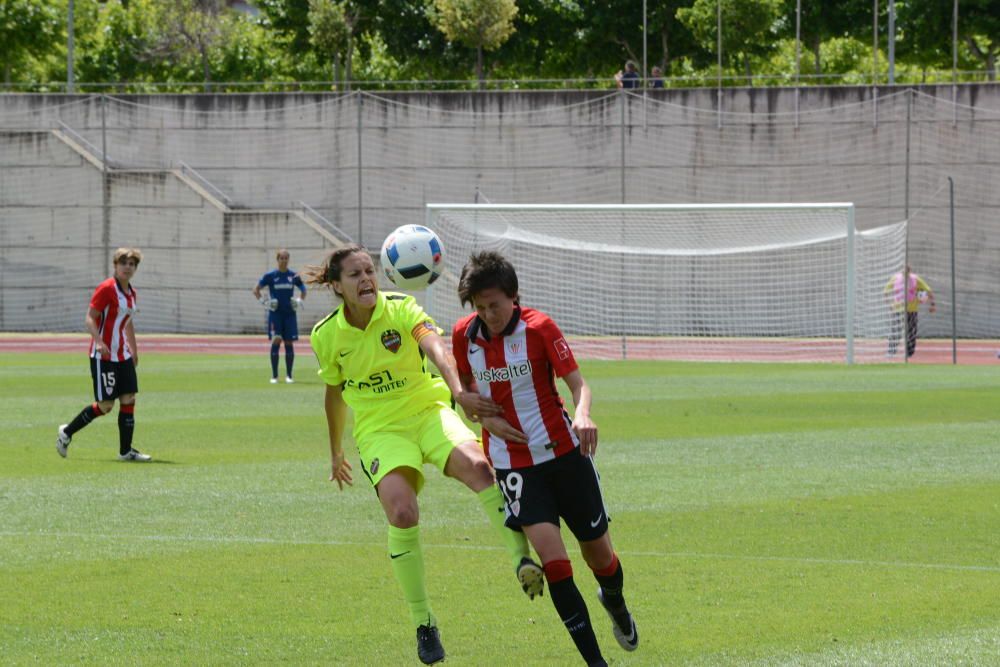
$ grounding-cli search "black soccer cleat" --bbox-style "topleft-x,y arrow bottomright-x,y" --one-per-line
597,588 -> 639,651
416,624 -> 445,664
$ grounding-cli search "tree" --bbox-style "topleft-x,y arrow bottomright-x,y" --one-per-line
146,0 -> 237,90
427,0 -> 518,86
75,0 -> 159,89
962,0 -> 1000,81
899,0 -> 999,81
308,0 -> 355,89
0,0 -> 61,85
257,0 -> 313,55
677,0 -> 783,85
778,0 -> 871,76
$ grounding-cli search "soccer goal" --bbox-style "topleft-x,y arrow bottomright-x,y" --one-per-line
424,203 -> 907,363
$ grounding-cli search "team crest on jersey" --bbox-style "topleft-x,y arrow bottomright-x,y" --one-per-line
370,458 -> 380,475
509,499 -> 521,516
381,329 -> 402,353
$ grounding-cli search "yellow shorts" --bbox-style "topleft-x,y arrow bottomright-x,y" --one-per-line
355,402 -> 477,494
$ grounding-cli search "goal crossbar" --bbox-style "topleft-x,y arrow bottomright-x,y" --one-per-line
425,203 -> 887,364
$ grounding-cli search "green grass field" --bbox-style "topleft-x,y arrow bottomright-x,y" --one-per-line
2,351 -> 998,665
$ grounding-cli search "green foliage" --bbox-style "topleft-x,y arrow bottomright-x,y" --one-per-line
74,0 -> 162,88
898,0 -> 999,80
0,0 -> 62,84
256,0 -> 314,55
308,0 -> 350,60
428,0 -> 518,52
677,0 -> 783,83
3,0 -> 998,89
428,0 -> 518,82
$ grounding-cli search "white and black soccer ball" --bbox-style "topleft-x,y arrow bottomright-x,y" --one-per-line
379,225 -> 444,291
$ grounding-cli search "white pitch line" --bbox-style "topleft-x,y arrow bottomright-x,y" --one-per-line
2,530 -> 998,574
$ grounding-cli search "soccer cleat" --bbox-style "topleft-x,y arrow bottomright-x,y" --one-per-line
269,377 -> 278,384
118,449 -> 152,462
56,425 -> 71,458
516,556 -> 545,600
416,624 -> 445,665
597,588 -> 638,651
285,377 -> 294,384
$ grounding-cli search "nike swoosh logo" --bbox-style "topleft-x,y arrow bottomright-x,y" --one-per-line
590,513 -> 603,528
339,351 -> 351,357
390,551 -> 411,559
469,347 -> 481,354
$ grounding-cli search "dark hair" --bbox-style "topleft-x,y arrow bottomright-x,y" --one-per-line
302,244 -> 370,297
457,251 -> 518,307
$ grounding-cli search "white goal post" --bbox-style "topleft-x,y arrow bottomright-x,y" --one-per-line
424,203 -> 907,363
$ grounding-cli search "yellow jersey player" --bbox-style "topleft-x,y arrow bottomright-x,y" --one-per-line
305,244 -> 543,665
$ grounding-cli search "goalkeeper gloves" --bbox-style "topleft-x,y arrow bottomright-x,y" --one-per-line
259,295 -> 278,311
293,297 -> 304,311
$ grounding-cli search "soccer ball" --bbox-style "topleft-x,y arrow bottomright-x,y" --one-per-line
379,225 -> 444,290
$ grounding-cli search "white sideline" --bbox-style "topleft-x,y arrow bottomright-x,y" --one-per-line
2,530 -> 997,573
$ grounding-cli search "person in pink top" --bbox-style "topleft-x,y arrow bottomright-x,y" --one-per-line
452,251 -> 637,667
884,264 -> 936,358
56,247 -> 152,462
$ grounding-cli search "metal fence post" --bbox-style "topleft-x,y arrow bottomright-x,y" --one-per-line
949,176 -> 957,364
101,94 -> 110,271
357,93 -> 364,246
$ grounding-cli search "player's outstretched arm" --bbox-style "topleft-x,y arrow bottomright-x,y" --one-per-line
563,370 -> 598,457
419,331 -> 503,420
325,383 -> 353,490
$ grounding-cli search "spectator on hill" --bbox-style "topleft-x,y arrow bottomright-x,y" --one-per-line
650,66 -> 665,88
615,61 -> 640,89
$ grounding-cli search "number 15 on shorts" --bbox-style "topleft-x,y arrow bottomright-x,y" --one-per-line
101,370 -> 116,394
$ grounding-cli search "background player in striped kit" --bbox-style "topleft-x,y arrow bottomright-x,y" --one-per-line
56,247 -> 152,462
452,251 -> 638,666
253,248 -> 307,383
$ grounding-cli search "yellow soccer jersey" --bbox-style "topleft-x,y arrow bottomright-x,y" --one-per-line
310,291 -> 451,439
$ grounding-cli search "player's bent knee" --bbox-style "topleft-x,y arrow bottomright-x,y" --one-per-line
579,535 -> 615,570
447,441 -> 494,489
384,503 -> 419,528
97,400 -> 116,414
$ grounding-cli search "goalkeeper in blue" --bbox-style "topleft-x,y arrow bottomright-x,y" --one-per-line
253,248 -> 306,384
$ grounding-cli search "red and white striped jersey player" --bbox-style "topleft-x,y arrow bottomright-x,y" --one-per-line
451,251 -> 638,666
55,247 -> 153,462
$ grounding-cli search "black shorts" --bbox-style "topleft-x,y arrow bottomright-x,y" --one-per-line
90,357 -> 139,401
495,447 -> 610,543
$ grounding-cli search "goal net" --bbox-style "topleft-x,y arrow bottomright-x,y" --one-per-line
424,203 -> 907,363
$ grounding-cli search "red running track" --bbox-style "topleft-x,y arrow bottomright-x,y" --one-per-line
1,334 -> 996,365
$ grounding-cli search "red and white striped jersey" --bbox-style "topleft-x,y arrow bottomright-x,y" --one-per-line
453,307 -> 579,469
89,277 -> 137,361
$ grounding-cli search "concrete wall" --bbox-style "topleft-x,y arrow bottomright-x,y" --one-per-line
1,85 -> 998,337
0,134 -> 337,333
